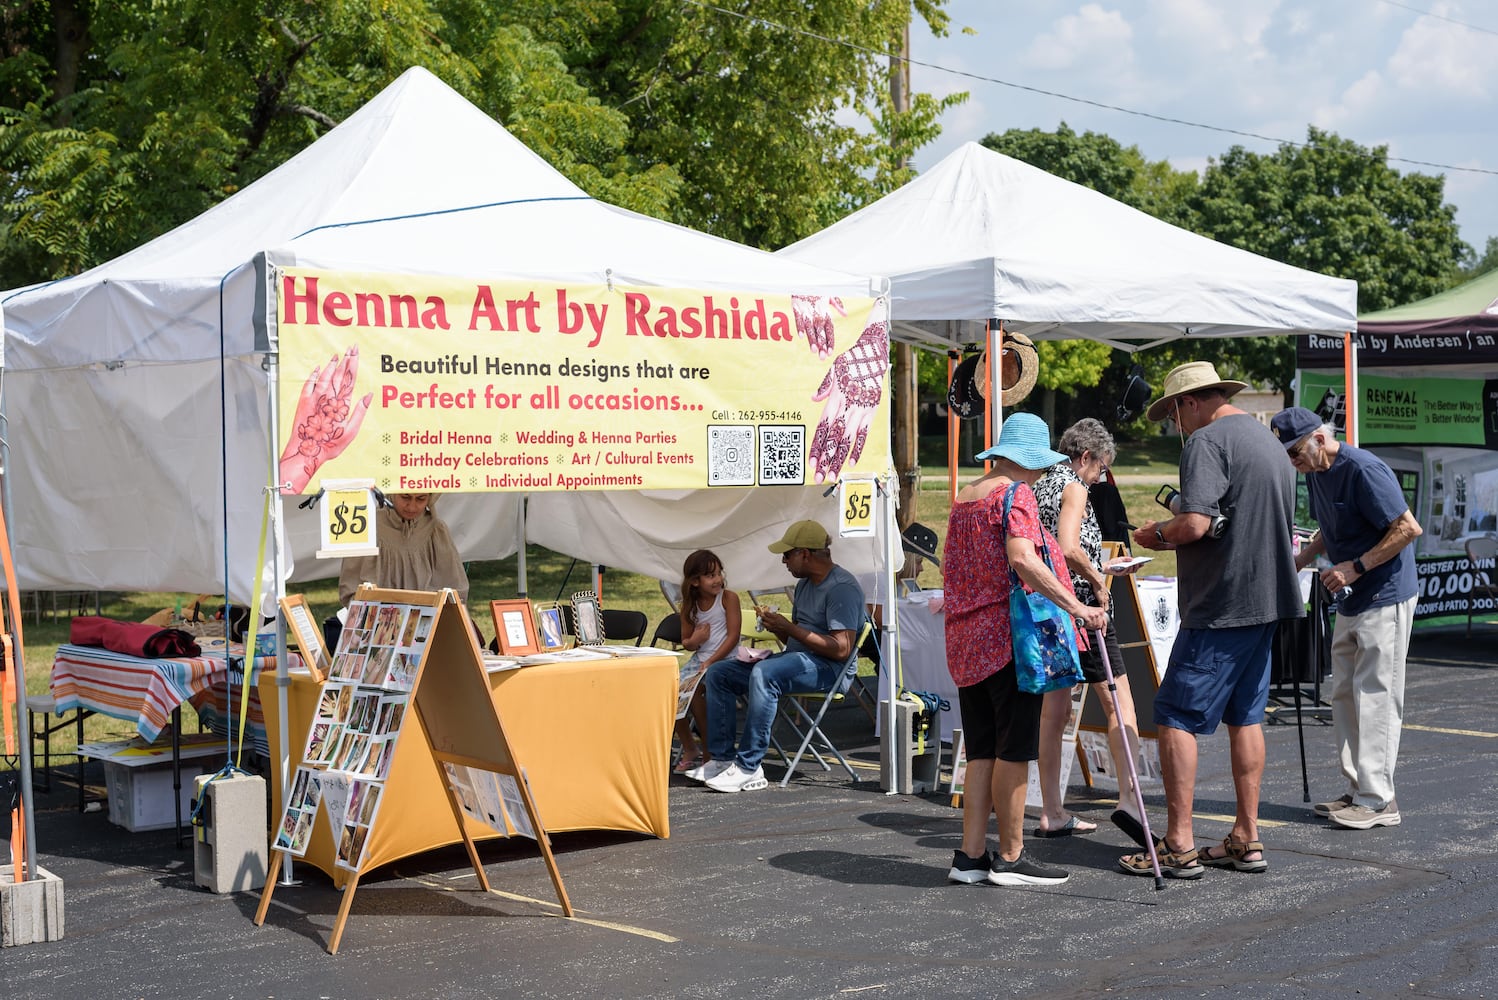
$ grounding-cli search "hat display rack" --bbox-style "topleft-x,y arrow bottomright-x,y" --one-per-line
945,320 -> 1049,501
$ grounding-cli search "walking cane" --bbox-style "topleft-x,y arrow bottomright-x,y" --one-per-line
1094,628 -> 1165,891
1291,617 -> 1311,803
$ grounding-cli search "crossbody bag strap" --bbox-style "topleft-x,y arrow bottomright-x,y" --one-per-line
1002,480 -> 1064,585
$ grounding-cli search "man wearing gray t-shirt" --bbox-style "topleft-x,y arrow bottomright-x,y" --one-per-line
1129,363 -> 1303,880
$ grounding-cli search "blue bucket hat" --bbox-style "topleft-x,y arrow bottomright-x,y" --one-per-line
975,412 -> 1066,470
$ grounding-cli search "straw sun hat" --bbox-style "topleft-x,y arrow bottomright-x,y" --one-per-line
1144,362 -> 1249,422
946,332 -> 1041,417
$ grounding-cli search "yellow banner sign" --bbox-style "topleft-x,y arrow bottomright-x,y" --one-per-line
276,269 -> 889,494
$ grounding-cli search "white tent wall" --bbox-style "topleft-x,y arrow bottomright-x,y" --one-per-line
530,486 -> 888,595
1,66 -> 888,604
6,358 -> 268,593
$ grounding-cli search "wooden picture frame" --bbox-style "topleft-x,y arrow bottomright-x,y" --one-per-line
489,599 -> 540,656
535,603 -> 569,651
571,591 -> 603,646
279,594 -> 330,683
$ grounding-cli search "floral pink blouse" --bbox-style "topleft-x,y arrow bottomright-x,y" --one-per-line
942,480 -> 1078,688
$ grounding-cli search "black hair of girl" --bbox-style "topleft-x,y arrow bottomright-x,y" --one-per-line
679,549 -> 724,632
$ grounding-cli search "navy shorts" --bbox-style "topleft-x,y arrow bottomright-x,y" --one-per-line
957,664 -> 1044,763
1154,623 -> 1277,734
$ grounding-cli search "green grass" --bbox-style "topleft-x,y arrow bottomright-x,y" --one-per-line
10,437 -> 1182,765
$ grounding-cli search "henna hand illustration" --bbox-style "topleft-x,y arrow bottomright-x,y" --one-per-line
279,345 -> 374,493
807,297 -> 890,483
792,294 -> 844,359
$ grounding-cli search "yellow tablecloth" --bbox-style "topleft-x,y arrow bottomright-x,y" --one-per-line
261,653 -> 677,879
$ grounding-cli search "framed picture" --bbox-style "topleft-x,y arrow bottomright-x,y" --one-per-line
571,591 -> 603,646
535,603 -> 569,651
490,599 -> 540,656
279,594 -> 329,683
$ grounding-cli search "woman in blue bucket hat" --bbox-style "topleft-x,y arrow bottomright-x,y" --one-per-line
942,413 -> 1108,887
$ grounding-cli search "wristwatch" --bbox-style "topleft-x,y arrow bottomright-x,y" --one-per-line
1154,527 -> 1166,545
1352,556 -> 1367,575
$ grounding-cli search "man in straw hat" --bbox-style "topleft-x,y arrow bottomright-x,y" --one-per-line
1128,362 -> 1304,878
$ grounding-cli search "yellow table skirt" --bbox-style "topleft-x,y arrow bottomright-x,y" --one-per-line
261,653 -> 677,879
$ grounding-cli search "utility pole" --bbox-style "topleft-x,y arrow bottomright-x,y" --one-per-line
889,17 -> 919,530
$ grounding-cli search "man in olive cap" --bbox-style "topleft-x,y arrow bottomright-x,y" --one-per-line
699,520 -> 866,793
1271,406 -> 1421,830
1128,362 -> 1303,878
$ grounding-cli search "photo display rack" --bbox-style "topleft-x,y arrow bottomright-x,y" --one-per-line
1073,542 -> 1165,790
254,585 -> 572,954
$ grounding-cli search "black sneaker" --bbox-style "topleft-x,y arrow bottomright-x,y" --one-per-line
988,851 -> 1070,886
947,849 -> 993,884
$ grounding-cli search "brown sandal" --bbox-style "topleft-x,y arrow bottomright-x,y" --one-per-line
1119,839 -> 1204,879
1198,836 -> 1268,872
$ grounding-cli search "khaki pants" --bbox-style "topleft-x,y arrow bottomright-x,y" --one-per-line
1329,595 -> 1416,809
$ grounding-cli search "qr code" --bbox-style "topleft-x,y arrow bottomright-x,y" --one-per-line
706,425 -> 754,486
759,425 -> 805,485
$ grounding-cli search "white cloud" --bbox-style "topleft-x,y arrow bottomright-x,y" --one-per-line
1021,4 -> 1135,73
1385,4 -> 1495,99
911,0 -> 1498,246
1147,0 -> 1279,53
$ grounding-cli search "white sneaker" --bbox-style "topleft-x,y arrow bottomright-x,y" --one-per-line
685,759 -> 731,784
705,762 -> 768,793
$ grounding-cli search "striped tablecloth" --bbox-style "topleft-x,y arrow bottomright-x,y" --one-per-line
50,641 -> 273,757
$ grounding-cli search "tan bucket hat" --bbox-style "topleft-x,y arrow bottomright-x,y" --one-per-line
975,331 -> 1040,407
1145,361 -> 1249,422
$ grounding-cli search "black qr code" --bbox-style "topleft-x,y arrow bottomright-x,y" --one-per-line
759,425 -> 805,485
707,425 -> 755,486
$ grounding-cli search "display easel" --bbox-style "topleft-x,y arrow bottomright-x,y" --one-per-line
1075,544 -> 1165,788
253,586 -> 571,953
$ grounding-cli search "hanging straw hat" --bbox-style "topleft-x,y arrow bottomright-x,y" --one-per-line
974,331 -> 1040,407
1144,361 -> 1249,422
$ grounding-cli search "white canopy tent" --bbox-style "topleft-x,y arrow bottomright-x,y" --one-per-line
779,141 -> 1358,356
1,67 -> 891,601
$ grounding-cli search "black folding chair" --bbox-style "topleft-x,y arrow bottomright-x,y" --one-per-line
650,613 -> 684,649
601,608 -> 648,645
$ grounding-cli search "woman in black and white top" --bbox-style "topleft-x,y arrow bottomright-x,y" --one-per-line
1030,419 -> 1149,847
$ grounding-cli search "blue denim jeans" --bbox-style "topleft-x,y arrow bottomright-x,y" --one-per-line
704,651 -> 838,770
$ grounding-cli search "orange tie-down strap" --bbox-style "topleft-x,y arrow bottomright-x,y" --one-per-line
2,633 -> 14,753
6,632 -> 25,875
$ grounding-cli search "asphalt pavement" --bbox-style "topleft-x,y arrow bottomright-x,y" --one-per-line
5,629 -> 1498,999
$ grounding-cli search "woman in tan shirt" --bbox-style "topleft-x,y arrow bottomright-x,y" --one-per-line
338,493 -> 468,606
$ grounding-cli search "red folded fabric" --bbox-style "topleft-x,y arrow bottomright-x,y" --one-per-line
70,616 -> 202,658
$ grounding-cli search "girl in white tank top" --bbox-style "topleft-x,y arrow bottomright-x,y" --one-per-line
674,549 -> 742,773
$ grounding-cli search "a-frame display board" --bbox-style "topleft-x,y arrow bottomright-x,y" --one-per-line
254,586 -> 572,954
1075,544 -> 1165,788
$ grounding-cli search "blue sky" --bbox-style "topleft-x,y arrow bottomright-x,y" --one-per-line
912,0 -> 1496,263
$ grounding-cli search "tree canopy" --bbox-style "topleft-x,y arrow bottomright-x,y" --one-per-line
0,0 -> 960,288
974,123 -> 1474,417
